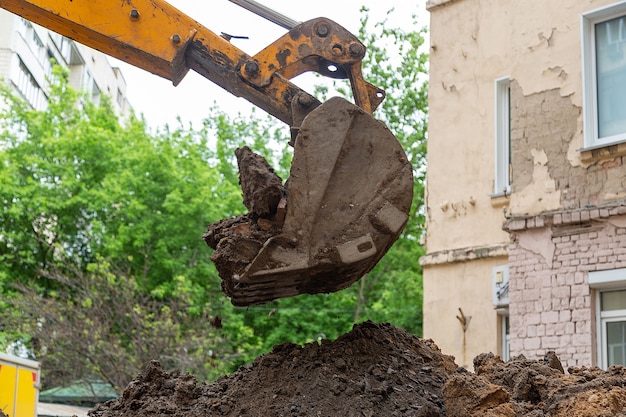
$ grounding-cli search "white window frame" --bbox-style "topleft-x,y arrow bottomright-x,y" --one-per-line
581,1 -> 626,148
501,314 -> 510,361
493,77 -> 510,196
600,311 -> 626,368
590,268 -> 626,368
493,264 -> 510,361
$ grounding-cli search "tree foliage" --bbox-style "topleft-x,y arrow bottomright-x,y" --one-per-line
10,261 -> 230,392
0,7 -> 428,391
0,67 -> 249,389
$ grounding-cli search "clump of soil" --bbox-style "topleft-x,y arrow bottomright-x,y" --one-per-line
445,352 -> 626,416
88,321 -> 626,417
202,147 -> 286,301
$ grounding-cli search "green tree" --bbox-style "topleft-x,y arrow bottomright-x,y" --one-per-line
0,5 -> 428,388
10,260 -> 230,392
0,67 -> 251,388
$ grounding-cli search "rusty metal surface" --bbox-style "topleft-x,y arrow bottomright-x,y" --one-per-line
241,17 -> 385,113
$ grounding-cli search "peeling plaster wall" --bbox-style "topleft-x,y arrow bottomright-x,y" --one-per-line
509,81 -> 574,214
426,0 -> 514,253
509,80 -> 626,215
425,0 -> 626,363
426,0 -> 625,252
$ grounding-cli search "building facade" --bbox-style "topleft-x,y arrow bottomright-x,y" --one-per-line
423,0 -> 626,370
0,9 -> 129,114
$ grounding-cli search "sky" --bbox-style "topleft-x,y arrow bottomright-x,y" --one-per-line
110,1 -> 428,130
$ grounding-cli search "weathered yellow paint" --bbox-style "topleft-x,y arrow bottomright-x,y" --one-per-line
0,0 -> 315,125
423,259 -> 505,368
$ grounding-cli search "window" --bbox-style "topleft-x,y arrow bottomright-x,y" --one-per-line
116,88 -> 124,107
599,290 -> 626,367
91,82 -> 101,105
590,268 -> 626,368
15,58 -> 47,110
83,69 -> 100,105
31,30 -> 44,62
501,315 -> 510,361
493,265 -> 510,360
582,2 -> 626,148
494,77 -> 510,195
58,37 -> 83,65
42,49 -> 56,81
59,37 -> 72,64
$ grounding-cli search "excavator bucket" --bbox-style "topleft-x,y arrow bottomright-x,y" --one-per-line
204,97 -> 413,306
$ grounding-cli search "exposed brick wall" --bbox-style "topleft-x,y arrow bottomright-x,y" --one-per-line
506,209 -> 626,369
510,80 -> 626,211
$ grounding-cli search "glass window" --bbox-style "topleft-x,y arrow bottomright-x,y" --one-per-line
599,289 -> 626,368
582,4 -> 626,147
494,77 -> 510,195
595,16 -> 626,139
607,321 -> 626,366
15,58 -> 47,110
601,290 -> 626,311
501,315 -> 510,361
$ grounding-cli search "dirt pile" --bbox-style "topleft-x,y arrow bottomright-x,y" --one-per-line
445,353 -> 626,416
88,321 -> 626,417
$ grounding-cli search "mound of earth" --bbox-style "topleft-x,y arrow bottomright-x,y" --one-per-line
446,352 -> 626,416
88,321 -> 626,417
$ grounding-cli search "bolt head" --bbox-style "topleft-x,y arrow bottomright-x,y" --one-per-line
349,43 -> 365,58
297,94 -> 313,108
171,34 -> 181,45
316,24 -> 329,37
244,61 -> 259,76
129,9 -> 139,20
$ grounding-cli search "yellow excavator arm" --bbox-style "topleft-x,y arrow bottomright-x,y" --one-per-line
0,0 -> 383,127
0,0 -> 413,306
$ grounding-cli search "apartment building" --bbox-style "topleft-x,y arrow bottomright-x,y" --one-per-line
0,9 -> 129,115
423,0 -> 626,369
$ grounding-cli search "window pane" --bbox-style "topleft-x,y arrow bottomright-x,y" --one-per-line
494,78 -> 510,194
595,16 -> 626,139
601,290 -> 626,311
606,321 -> 626,366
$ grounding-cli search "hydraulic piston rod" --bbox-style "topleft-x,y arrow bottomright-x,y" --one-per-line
228,0 -> 300,30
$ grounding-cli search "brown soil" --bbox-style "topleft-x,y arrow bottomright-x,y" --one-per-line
202,146 -> 286,301
88,321 -> 626,417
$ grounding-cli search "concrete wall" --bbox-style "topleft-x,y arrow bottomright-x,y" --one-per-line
424,0 -> 626,367
424,0 -> 515,365
423,256 -> 507,368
